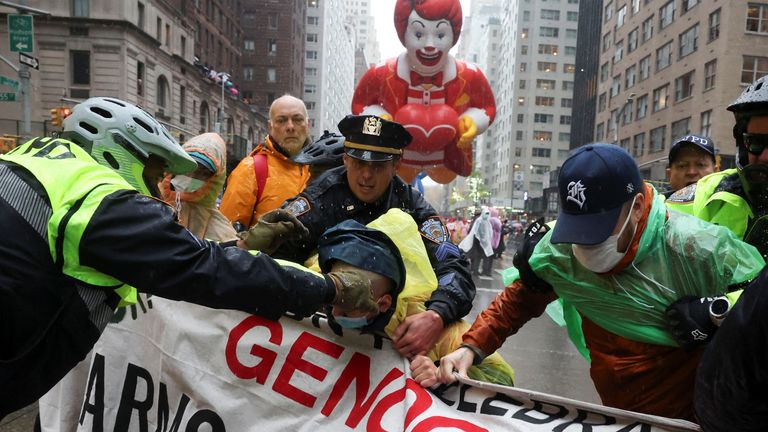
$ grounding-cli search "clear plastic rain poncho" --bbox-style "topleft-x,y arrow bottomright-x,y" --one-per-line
504,186 -> 764,357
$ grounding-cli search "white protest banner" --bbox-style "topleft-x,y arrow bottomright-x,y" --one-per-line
40,295 -> 701,431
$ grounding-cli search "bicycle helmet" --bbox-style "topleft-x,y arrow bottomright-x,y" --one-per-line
293,130 -> 345,168
62,97 -> 196,196
728,76 -> 768,208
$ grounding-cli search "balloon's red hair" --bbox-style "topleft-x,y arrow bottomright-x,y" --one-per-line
394,0 -> 463,47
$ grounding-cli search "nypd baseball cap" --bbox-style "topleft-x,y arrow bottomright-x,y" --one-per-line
550,143 -> 644,245
668,134 -> 716,164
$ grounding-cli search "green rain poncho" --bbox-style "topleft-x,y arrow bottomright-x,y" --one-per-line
504,186 -> 764,356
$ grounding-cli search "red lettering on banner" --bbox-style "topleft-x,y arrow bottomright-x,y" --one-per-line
320,352 -> 404,428
412,416 -> 488,432
366,378 -> 433,432
273,332 -> 344,407
225,316 -> 283,383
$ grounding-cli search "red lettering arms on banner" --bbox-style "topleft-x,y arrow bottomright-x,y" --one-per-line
225,315 -> 283,383
273,332 -> 345,407
321,352 -> 404,428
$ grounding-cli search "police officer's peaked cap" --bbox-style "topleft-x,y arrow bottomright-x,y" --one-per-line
338,115 -> 412,162
318,219 -> 406,294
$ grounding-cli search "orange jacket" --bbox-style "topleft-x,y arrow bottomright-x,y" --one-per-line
220,136 -> 310,227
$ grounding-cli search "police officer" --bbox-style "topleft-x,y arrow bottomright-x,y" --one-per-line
664,134 -> 717,197
667,75 -> 768,256
0,97 -> 375,418
274,114 -> 475,358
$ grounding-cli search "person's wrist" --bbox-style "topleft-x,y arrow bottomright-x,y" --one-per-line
426,308 -> 447,327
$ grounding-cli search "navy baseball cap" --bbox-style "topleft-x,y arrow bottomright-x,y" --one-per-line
338,115 -> 412,162
318,219 -> 406,294
551,144 -> 644,245
668,134 -> 716,164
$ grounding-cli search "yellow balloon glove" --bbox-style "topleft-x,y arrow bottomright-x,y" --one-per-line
457,116 -> 477,150
380,113 -> 393,121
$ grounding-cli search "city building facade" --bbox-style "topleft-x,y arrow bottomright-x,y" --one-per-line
240,0 -> 306,116
594,0 -> 758,184
305,0 -> 355,139
0,0 -> 265,170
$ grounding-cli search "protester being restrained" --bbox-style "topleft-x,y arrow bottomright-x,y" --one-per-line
317,210 -> 513,388
436,144 -> 764,420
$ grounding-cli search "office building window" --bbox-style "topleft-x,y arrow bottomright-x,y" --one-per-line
642,16 -> 653,42
520,62 -> 527,72
156,75 -> 169,109
540,27 -> 559,37
596,122 -> 605,141
679,24 -> 698,58
533,131 -> 553,141
565,46 -> 577,56
704,60 -> 717,90
605,1 -> 614,21
138,2 -> 145,29
267,68 -> 276,83
559,132 -> 571,142
566,29 -> 578,39
742,55 -> 768,85
633,133 -> 645,157
268,13 -> 278,29
306,50 -> 318,60
562,98 -> 573,108
538,44 -> 558,55
602,32 -> 612,53
243,67 -> 254,81
632,0 -> 640,14
682,0 -> 698,13
747,3 -> 768,33
709,9 -> 720,42
650,126 -> 666,153
567,11 -> 578,22
518,96 -> 526,106
307,33 -> 318,43
560,115 -> 572,125
521,45 -> 528,55
304,84 -> 316,95
71,50 -> 90,85
671,117 -> 691,139
244,39 -> 255,51
598,92 -> 607,112
675,71 -> 694,101
519,79 -> 526,89
541,9 -> 560,20
636,94 -> 648,119
617,5 -> 627,27
538,62 -> 557,72
613,40 -> 624,64
628,28 -> 638,52
611,75 -> 621,98
639,55 -> 651,81
267,39 -> 277,55
535,96 -> 555,106
700,110 -> 712,137
564,64 -> 575,73
521,28 -> 529,39
653,84 -> 669,112
600,62 -> 609,82
517,113 -> 524,123
136,61 -> 144,96
516,130 -> 524,140
72,0 -> 89,17
625,64 -> 637,89
305,67 -> 317,76
534,113 -> 554,123
656,41 -> 672,71
562,81 -> 574,91
622,100 -> 633,125
307,16 -> 319,25
659,1 -> 675,29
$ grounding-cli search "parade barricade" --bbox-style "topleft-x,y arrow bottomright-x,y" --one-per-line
39,295 -> 701,432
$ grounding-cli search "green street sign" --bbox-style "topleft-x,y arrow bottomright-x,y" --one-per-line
0,76 -> 20,91
0,92 -> 17,102
8,15 -> 34,53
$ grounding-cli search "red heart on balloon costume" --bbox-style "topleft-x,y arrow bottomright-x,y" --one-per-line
394,104 -> 459,154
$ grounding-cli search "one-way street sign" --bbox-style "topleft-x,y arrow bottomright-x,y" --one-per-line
19,52 -> 38,70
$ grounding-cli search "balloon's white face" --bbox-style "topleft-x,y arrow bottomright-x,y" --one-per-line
404,10 -> 454,76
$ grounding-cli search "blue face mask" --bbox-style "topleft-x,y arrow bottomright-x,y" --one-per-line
332,315 -> 370,329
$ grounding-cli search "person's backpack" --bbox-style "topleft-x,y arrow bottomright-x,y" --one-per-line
247,151 -> 268,227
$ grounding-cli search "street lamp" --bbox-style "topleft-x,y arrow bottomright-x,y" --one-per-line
613,92 -> 636,144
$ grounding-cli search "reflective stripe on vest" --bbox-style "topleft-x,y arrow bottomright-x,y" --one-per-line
1,137 -> 137,307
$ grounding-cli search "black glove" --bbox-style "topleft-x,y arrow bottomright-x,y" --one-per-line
238,209 -> 309,254
512,218 -> 553,293
664,296 -> 720,350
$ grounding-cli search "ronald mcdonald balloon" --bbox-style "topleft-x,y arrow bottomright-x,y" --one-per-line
351,0 -> 496,184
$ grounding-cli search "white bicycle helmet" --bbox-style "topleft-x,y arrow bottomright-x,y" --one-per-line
63,97 -> 196,195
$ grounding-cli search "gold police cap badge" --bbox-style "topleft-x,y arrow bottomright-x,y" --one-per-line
362,116 -> 382,136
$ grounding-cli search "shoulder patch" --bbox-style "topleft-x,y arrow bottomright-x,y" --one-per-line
284,196 -> 311,217
667,183 -> 697,203
419,216 -> 449,244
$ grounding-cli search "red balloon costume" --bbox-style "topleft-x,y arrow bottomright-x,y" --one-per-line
351,0 -> 496,184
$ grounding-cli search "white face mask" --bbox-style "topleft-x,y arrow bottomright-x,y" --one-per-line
572,196 -> 638,273
171,175 -> 206,193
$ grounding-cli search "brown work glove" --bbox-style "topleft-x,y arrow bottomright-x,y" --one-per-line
237,209 -> 309,254
327,271 -> 378,314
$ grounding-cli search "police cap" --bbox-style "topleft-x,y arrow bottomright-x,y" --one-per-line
337,115 -> 412,162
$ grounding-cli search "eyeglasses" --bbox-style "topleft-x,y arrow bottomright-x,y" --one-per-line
743,133 -> 768,155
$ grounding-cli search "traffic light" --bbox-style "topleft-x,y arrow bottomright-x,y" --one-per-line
50,106 -> 72,127
50,107 -> 61,127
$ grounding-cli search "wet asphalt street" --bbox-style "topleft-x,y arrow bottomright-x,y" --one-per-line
470,252 -> 600,405
0,253 -> 600,431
